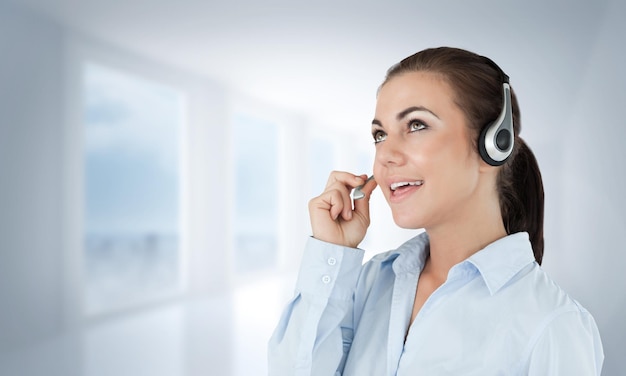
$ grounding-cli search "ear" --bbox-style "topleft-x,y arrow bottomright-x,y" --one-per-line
471,135 -> 498,174
478,158 -> 501,174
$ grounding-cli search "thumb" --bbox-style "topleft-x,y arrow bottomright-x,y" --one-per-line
353,177 -> 377,219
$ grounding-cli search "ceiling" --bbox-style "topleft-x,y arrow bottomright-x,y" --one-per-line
10,0 -> 612,138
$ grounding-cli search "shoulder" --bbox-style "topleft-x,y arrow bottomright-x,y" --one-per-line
519,268 -> 604,373
511,265 -> 604,370
487,259 -> 598,342
477,234 -> 586,317
493,264 -> 604,372
521,265 -> 587,314
497,262 -> 592,325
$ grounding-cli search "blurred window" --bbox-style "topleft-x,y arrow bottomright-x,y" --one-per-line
83,62 -> 184,314
308,137 -> 336,198
231,113 -> 279,274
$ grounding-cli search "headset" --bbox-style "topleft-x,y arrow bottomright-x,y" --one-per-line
478,57 -> 514,166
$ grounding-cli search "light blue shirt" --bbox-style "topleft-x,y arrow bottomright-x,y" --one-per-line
268,232 -> 604,375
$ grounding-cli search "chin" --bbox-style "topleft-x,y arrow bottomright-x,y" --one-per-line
391,211 -> 424,230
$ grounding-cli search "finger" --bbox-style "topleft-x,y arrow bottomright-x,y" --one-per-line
334,184 -> 353,221
325,171 -> 365,190
325,181 -> 355,221
362,175 -> 378,196
326,189 -> 347,221
353,177 -> 378,218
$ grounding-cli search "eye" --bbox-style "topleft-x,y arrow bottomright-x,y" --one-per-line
409,120 -> 427,132
372,130 -> 387,144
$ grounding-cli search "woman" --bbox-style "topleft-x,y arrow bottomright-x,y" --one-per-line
268,47 -> 604,375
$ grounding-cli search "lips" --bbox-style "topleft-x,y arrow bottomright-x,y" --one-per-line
390,180 -> 424,191
387,178 -> 424,202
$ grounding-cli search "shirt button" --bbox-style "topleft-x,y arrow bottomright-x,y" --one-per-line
321,275 -> 331,284
327,257 -> 337,266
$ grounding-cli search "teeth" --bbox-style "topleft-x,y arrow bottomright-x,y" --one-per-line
390,181 -> 423,191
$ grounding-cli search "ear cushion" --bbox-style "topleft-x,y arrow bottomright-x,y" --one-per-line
478,122 -> 503,166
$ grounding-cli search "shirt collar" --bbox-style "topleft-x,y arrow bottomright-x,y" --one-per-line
466,232 -> 536,295
381,231 -> 536,295
384,231 -> 430,275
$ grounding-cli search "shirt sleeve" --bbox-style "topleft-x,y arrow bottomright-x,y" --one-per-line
268,237 -> 365,376
526,308 -> 604,375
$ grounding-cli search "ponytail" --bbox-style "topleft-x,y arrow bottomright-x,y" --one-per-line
498,138 -> 545,264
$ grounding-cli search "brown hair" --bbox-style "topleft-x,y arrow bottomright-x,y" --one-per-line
382,47 -> 544,264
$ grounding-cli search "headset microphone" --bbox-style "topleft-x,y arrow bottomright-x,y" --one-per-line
478,61 -> 515,166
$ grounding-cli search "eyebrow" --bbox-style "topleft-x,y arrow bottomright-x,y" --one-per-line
372,105 -> 439,127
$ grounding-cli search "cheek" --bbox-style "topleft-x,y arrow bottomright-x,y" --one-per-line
437,154 -> 482,203
424,139 -> 481,193
372,162 -> 387,195
432,132 -> 478,168
408,139 -> 448,170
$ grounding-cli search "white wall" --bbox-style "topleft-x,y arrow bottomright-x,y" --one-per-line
551,0 -> 626,373
0,1 -> 65,352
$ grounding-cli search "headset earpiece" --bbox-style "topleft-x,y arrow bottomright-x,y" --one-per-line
478,80 -> 514,166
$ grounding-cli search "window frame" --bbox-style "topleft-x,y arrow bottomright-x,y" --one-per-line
64,35 -> 198,322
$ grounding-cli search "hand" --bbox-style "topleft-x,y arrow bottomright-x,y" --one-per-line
308,171 -> 378,248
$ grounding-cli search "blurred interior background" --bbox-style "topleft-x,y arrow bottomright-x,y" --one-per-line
0,0 -> 624,374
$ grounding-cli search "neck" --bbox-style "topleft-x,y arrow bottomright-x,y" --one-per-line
424,196 -> 507,281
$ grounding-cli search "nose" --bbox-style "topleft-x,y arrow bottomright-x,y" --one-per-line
375,136 -> 406,167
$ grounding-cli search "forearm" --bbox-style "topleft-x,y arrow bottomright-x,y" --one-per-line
268,237 -> 364,376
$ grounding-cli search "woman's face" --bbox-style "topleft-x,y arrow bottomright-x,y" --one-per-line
372,71 -> 486,230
